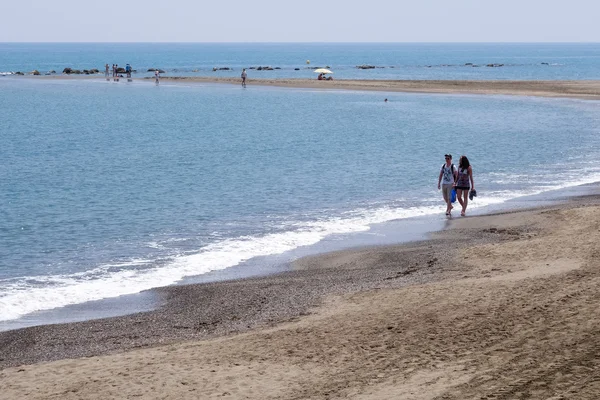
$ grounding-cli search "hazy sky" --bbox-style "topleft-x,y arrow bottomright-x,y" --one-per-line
1,0 -> 599,42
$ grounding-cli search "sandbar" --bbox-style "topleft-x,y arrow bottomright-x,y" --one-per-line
22,74 -> 600,100
160,77 -> 600,99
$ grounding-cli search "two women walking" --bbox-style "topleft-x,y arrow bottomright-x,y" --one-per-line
437,154 -> 475,217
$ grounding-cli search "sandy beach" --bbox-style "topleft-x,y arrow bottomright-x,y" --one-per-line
2,190 -> 600,399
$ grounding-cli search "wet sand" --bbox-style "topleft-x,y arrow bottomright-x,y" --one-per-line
2,191 -> 600,399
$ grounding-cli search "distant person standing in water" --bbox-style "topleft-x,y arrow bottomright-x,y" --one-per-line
454,155 -> 475,216
437,154 -> 457,216
241,68 -> 247,87
105,63 -> 109,79
154,70 -> 160,85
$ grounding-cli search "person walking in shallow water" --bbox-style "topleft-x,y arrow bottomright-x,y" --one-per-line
154,70 -> 160,85
438,154 -> 457,216
454,155 -> 475,216
241,68 -> 247,87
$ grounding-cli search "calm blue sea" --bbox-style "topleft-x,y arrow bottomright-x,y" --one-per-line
1,43 -> 600,328
1,42 -> 600,80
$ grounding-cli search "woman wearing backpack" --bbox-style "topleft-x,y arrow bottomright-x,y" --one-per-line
454,155 -> 475,216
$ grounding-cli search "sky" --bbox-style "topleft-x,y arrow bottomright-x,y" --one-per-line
1,0 -> 599,42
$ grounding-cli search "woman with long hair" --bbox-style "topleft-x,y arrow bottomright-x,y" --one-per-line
454,155 -> 475,216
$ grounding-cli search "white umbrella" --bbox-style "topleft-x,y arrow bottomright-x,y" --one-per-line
313,68 -> 333,74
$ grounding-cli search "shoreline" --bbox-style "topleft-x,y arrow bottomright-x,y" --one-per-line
9,75 -> 600,99
2,188 -> 600,398
0,185 -> 584,333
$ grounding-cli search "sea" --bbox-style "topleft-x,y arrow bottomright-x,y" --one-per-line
1,43 -> 600,330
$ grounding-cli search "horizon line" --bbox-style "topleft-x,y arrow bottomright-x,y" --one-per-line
1,41 -> 600,44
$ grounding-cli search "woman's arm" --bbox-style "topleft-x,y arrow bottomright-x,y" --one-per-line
453,167 -> 458,186
469,166 -> 474,189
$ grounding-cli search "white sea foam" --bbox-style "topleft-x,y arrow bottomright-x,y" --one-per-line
1,173 -> 600,322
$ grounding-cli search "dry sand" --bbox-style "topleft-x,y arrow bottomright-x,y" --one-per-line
2,193 -> 600,399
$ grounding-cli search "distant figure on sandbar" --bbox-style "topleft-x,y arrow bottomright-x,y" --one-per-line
154,70 -> 160,85
384,98 -> 388,102
241,68 -> 247,88
105,63 -> 109,80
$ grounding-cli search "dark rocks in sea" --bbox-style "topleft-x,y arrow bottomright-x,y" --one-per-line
49,70 -> 56,74
147,68 -> 166,73
294,68 -> 300,71
212,67 -> 231,71
15,71 -> 24,75
32,70 -> 40,75
356,65 -> 376,69
255,66 -> 274,71
465,63 -> 473,66
62,68 -> 84,74
541,62 -> 549,65
486,63 -> 504,67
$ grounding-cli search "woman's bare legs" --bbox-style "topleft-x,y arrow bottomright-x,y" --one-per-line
456,189 -> 465,215
459,190 -> 469,216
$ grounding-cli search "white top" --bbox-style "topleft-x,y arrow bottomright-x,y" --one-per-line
441,163 -> 455,185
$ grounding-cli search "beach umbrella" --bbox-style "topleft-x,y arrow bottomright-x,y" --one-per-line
314,68 -> 333,74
